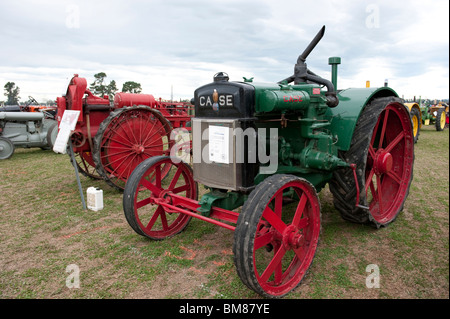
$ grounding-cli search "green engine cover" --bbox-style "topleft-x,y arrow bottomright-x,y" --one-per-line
250,81 -> 399,153
245,82 -> 399,191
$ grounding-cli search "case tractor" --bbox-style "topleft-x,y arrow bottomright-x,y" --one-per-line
122,26 -> 414,298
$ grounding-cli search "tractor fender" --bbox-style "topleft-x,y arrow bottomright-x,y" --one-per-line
326,87 -> 399,151
404,102 -> 422,127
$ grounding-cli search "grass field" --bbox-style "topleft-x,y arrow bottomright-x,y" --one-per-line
0,125 -> 448,299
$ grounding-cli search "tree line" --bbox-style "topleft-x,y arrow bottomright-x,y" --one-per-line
89,72 -> 142,102
1,73 -> 142,105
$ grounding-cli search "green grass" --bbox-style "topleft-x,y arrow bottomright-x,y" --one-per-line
0,125 -> 448,299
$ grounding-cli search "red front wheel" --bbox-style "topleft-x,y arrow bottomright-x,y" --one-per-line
123,156 -> 197,240
233,175 -> 321,298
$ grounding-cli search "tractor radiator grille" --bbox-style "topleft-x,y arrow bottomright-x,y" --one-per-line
192,118 -> 257,191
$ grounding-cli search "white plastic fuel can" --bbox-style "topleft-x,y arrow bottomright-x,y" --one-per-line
87,187 -> 104,211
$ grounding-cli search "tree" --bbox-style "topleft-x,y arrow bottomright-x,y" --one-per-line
4,82 -> 20,105
89,72 -> 108,96
89,72 -> 118,102
122,81 -> 142,94
107,80 -> 118,101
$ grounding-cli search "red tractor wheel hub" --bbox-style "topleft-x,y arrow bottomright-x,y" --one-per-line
374,150 -> 393,175
282,225 -> 305,250
132,144 -> 146,155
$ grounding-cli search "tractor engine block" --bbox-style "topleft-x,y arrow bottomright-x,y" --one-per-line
192,72 -> 347,194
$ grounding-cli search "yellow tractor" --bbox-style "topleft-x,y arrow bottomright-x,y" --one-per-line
404,102 -> 422,143
429,102 -> 449,131
402,100 -> 448,143
367,81 -> 447,143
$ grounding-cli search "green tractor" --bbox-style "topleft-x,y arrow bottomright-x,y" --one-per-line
427,101 -> 449,131
405,100 -> 448,143
122,26 -> 414,298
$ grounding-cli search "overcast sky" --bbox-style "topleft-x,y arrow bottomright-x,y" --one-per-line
0,0 -> 448,103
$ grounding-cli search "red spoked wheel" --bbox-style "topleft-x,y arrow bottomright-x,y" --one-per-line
93,106 -> 173,191
67,131 -> 102,179
123,156 -> 197,240
233,175 -> 321,298
71,151 -> 102,180
330,97 -> 414,227
365,101 -> 414,224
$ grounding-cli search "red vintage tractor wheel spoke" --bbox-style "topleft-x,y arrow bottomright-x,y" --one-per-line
141,116 -> 162,143
72,151 -> 102,180
125,118 -> 139,145
101,136 -> 131,148
376,175 -> 384,215
154,164 -> 162,188
384,131 -> 406,153
369,179 -> 377,200
158,207 -> 169,231
378,109 -> 389,147
296,217 -> 309,230
254,232 -> 274,250
145,205 -> 164,231
386,170 -> 402,185
103,151 -> 135,180
368,144 -> 376,160
259,246 -> 287,283
142,126 -> 166,147
365,168 -> 375,193
170,184 -> 190,194
168,167 -> 183,190
101,149 -> 132,164
144,141 -> 168,149
262,207 -> 287,235
103,122 -> 134,148
136,197 -> 152,209
292,193 -> 308,227
140,176 -> 162,195
114,154 -> 139,181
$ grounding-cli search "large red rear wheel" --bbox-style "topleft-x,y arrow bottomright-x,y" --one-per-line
330,97 -> 414,227
233,174 -> 321,298
93,106 -> 172,191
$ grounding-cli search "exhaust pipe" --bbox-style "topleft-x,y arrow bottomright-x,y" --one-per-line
278,25 -> 339,108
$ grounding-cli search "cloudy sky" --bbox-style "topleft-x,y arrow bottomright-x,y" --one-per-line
0,0 -> 448,103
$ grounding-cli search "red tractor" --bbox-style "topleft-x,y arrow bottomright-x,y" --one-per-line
56,74 -> 192,190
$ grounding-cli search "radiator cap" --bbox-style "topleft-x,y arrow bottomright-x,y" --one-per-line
213,72 -> 229,82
